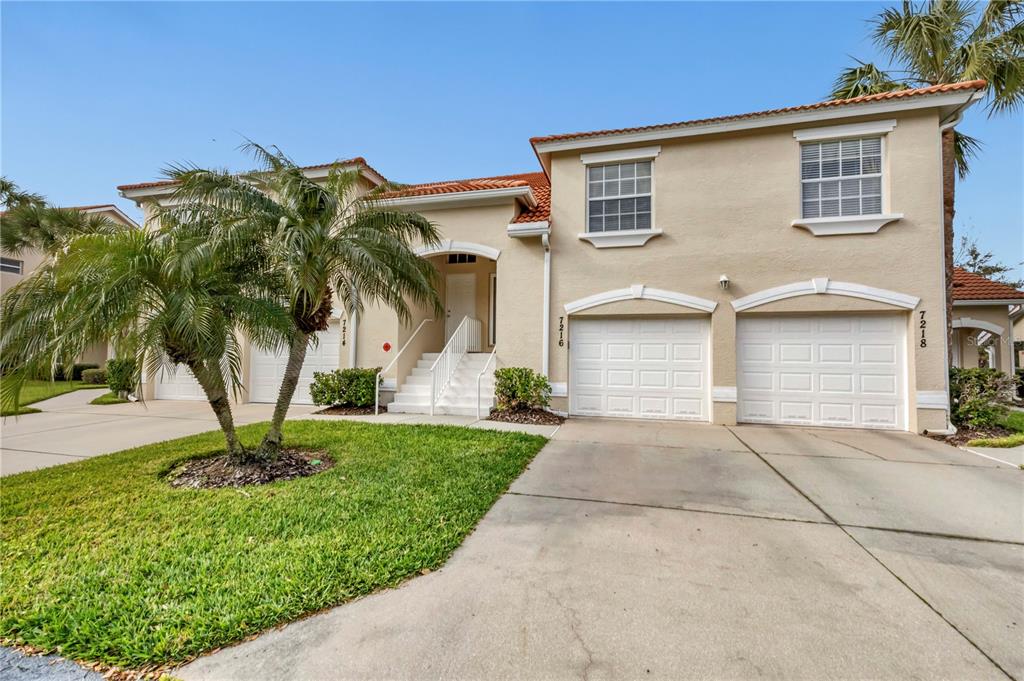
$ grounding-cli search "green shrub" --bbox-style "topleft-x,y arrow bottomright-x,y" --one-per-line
949,367 -> 1015,428
106,358 -> 137,397
81,368 -> 107,385
494,367 -> 551,411
310,368 -> 381,407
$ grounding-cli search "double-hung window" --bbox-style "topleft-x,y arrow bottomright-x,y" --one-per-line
0,257 -> 23,274
587,161 -> 652,232
801,136 -> 882,219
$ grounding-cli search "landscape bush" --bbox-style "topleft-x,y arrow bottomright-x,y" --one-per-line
106,358 -> 137,397
81,368 -> 107,385
310,368 -> 381,407
949,367 -> 1015,428
494,367 -> 551,411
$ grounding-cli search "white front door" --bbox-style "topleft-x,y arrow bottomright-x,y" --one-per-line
569,317 -> 710,421
736,314 -> 907,430
445,273 -> 476,341
249,321 -> 342,404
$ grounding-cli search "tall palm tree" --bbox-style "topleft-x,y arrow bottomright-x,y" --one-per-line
831,0 -> 1024,359
0,177 -> 45,209
0,216 -> 292,461
166,143 -> 442,460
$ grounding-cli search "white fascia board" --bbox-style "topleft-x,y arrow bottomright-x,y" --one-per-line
82,205 -> 140,228
119,185 -> 176,202
507,221 -> 550,237
377,186 -> 535,210
953,299 -> 1024,306
791,214 -> 903,236
793,119 -> 896,141
580,146 -> 661,165
303,164 -> 386,187
533,91 -> 980,154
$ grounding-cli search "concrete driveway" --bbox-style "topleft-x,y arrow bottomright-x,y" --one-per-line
179,419 -> 1023,681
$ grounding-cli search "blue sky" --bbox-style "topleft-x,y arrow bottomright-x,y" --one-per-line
2,2 -> 1020,276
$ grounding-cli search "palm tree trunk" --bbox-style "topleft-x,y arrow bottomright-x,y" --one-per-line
941,128 -> 956,369
188,359 -> 247,461
255,333 -> 309,460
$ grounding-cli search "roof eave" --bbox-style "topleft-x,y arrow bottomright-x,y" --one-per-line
953,298 -> 1024,306
377,186 -> 536,211
532,89 -> 984,157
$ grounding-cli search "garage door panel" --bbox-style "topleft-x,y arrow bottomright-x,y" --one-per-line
570,317 -> 709,422
250,322 -> 340,404
737,314 -> 906,431
154,365 -> 206,401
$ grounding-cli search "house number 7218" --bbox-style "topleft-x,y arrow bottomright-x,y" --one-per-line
918,310 -> 927,348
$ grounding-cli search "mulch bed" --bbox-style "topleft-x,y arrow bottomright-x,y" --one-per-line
934,424 -> 1015,447
315,404 -> 385,416
487,407 -> 565,426
168,449 -> 334,489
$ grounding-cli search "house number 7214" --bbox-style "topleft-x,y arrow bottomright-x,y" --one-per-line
918,310 -> 927,348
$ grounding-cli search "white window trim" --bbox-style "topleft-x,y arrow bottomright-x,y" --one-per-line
577,229 -> 663,248
793,119 -> 897,142
580,145 -> 661,165
795,129 -> 899,236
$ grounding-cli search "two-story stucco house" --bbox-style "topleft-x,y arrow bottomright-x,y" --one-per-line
118,80 -> 990,433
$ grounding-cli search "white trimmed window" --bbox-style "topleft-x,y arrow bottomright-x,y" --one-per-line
0,257 -> 23,274
801,136 -> 882,219
587,161 -> 652,232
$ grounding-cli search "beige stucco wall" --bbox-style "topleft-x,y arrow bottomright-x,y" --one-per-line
0,247 -> 46,295
953,304 -> 1014,372
546,109 -> 948,432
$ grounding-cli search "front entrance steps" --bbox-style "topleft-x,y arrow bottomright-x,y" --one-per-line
388,352 -> 496,416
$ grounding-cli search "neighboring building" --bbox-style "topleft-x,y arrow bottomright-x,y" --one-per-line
951,267 -> 1023,374
119,80 -> 991,433
0,204 -> 140,365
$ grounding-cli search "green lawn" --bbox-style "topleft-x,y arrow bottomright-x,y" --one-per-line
967,410 -> 1024,448
89,391 -> 129,405
0,379 -> 100,416
0,420 -> 546,669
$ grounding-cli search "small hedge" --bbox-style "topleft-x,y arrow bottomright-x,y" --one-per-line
949,367 -> 1015,428
81,368 -> 107,385
106,358 -> 137,397
34,362 -> 99,382
494,367 -> 551,411
310,368 -> 381,407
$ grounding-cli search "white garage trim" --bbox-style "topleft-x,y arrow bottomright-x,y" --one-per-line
415,240 -> 500,261
951,318 -> 1004,335
564,284 -> 717,314
731,277 -> 919,312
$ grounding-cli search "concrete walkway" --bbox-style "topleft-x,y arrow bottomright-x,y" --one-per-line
0,393 -> 557,476
178,419 -> 1023,681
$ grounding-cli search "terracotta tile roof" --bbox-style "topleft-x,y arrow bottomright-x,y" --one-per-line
380,171 -> 551,223
953,267 -> 1024,301
116,156 -> 384,191
530,81 -> 987,146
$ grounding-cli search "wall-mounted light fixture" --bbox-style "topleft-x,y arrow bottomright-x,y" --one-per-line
719,274 -> 730,290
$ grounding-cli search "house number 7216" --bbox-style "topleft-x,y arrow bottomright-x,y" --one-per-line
918,310 -> 927,348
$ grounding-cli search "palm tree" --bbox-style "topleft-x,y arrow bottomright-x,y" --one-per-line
831,0 -> 1024,358
0,215 -> 292,461
0,177 -> 45,209
165,143 -> 442,460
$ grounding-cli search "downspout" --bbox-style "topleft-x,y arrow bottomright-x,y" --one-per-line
542,233 -> 551,377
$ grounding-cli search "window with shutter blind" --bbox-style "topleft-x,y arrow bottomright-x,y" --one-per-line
587,161 -> 652,233
801,136 -> 882,219
0,257 -> 23,274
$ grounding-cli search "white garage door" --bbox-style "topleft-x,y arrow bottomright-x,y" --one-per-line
249,322 -> 341,404
570,317 -> 709,421
737,314 -> 906,430
154,365 -> 205,401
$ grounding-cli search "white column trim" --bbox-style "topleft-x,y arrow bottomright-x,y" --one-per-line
916,391 -> 949,410
712,386 -> 737,403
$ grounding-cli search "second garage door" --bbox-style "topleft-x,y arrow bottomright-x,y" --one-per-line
569,317 -> 709,421
737,314 -> 907,430
249,322 -> 342,404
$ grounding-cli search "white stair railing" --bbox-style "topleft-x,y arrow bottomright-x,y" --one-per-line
476,348 -> 497,420
430,316 -> 481,415
375,318 -> 433,415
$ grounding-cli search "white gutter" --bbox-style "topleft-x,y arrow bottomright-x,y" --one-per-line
542,233 -> 551,378
954,299 -> 1024,306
